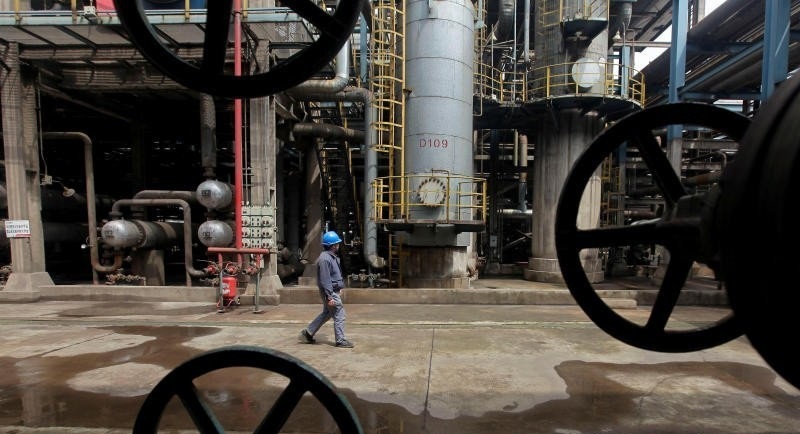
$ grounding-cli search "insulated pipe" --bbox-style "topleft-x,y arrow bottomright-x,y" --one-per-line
292,123 -> 365,142
363,124 -> 385,266
628,171 -> 722,197
103,219 -> 184,249
289,86 -> 385,269
40,132 -> 120,283
199,94 -> 217,177
131,190 -> 198,219
133,190 -> 197,203
523,0 -> 530,63
285,41 -> 351,96
110,198 -> 206,284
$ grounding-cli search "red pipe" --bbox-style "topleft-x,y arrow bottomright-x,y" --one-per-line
233,0 -> 243,248
207,247 -> 270,254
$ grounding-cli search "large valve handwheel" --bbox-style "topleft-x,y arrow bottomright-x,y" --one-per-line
718,75 -> 800,389
132,345 -> 363,434
555,103 -> 750,352
113,0 -> 363,98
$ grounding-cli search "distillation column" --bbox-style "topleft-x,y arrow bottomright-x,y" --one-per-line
524,0 -> 608,283
401,0 -> 478,288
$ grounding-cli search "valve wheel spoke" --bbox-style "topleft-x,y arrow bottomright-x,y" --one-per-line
113,0 -> 363,98
633,131 -> 686,205
132,345 -> 363,434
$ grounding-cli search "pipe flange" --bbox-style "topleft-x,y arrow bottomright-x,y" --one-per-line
417,177 -> 447,207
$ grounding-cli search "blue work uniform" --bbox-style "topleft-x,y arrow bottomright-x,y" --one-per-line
305,249 -> 348,344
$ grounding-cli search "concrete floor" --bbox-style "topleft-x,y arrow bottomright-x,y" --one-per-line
0,290 -> 798,434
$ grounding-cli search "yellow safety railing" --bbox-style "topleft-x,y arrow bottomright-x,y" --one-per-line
537,0 -> 561,29
527,61 -> 645,105
473,63 -> 528,104
372,173 -> 487,224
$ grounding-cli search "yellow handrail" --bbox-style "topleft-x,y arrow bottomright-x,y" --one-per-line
527,60 -> 645,105
372,173 -> 486,224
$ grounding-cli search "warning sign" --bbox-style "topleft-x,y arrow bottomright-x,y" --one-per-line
4,220 -> 31,238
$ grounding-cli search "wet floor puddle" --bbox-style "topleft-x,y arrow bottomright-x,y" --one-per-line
1,325 -> 799,433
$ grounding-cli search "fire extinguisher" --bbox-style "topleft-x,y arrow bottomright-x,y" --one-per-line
221,275 -> 238,299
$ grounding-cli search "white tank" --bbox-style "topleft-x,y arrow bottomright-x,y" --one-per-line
196,180 -> 232,210
101,219 -> 141,248
197,220 -> 233,247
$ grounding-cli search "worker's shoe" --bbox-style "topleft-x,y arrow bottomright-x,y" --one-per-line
298,329 -> 315,344
335,339 -> 354,348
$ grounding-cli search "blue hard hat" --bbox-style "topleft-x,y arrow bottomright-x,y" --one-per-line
322,231 -> 342,246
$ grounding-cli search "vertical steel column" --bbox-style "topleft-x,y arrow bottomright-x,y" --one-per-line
666,0 -> 689,173
760,0 -> 790,101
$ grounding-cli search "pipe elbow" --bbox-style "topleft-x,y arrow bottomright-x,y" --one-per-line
92,253 -> 124,274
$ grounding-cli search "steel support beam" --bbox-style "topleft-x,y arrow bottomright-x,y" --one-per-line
761,0 -> 790,101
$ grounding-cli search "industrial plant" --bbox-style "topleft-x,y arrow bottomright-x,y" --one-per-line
0,0 -> 793,301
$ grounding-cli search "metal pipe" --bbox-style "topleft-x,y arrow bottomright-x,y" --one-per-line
110,198 -> 206,284
628,171 -> 722,197
523,0 -> 530,63
518,133 -> 528,212
41,132 -> 120,283
285,40 -> 351,96
292,122 -> 365,141
234,0 -> 244,249
200,94 -> 217,177
132,220 -> 184,249
133,190 -> 197,202
288,86 -> 386,269
131,190 -> 198,219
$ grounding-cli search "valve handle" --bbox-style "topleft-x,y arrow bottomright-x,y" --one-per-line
133,345 -> 363,434
717,74 -> 800,389
555,103 -> 750,352
113,0 -> 363,98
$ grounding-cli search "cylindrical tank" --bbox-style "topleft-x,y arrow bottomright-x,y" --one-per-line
100,219 -> 184,249
196,180 -> 232,210
197,220 -> 234,247
405,0 -> 474,224
101,219 -> 141,248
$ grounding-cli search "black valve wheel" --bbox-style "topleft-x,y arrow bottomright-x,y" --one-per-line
113,0 -> 363,98
555,103 -> 750,352
718,75 -> 800,389
132,345 -> 363,434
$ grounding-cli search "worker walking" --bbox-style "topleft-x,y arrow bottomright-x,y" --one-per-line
299,231 -> 354,348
